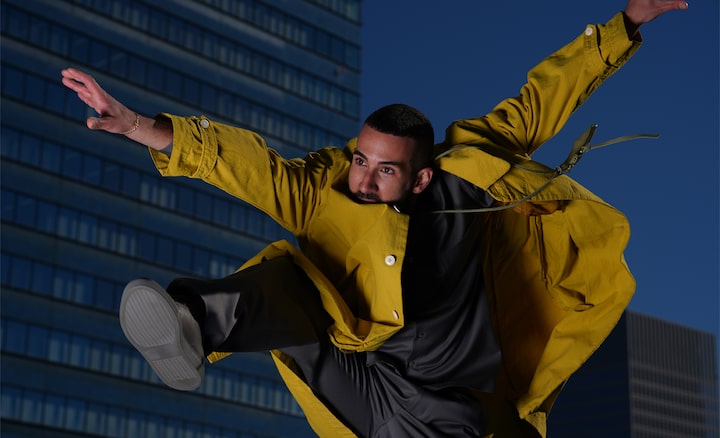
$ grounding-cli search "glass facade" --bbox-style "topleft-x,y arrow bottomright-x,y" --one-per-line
548,312 -> 720,438
1,0 -> 361,436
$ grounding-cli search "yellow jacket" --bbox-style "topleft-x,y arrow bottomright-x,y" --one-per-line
151,12 -> 639,437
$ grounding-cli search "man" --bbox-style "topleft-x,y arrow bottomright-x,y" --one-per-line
61,1 -> 688,436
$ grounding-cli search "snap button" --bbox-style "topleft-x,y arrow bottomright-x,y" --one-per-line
585,27 -> 593,36
392,310 -> 399,320
384,255 -> 396,266
200,119 -> 210,128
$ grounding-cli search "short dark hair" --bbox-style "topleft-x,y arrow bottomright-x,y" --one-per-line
364,104 -> 435,170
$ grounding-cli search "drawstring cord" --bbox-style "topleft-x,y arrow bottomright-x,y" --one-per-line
429,125 -> 659,214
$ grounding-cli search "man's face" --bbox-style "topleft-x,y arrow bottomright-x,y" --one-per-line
348,125 -> 430,204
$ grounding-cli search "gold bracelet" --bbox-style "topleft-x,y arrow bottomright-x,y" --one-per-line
122,113 -> 140,135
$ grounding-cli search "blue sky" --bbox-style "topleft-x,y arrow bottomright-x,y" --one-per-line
360,1 -> 719,340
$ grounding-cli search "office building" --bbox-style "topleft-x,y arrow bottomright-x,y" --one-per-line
1,0 -> 361,436
548,311 -> 719,438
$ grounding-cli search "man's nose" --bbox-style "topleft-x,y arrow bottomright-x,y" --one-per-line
359,170 -> 377,192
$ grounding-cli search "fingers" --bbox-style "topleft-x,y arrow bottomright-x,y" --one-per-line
61,68 -> 95,105
659,1 -> 689,14
63,68 -> 118,133
62,68 -> 112,116
659,0 -> 689,18
61,68 -> 135,135
60,75 -> 85,94
61,68 -> 94,86
61,68 -> 86,90
61,68 -> 104,96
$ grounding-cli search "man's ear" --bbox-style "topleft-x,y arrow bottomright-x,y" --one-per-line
412,167 -> 434,194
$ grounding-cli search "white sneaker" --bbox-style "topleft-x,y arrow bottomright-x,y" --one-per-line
119,279 -> 205,390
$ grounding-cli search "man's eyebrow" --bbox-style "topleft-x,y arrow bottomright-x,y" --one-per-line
353,150 -> 403,167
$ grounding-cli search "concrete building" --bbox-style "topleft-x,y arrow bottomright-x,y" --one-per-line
549,311 -> 719,438
1,1 -> 361,436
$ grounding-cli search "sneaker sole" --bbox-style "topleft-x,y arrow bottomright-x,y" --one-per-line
119,279 -> 203,391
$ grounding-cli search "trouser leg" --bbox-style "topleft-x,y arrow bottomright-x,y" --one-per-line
167,255 -> 332,354
282,342 -> 373,437
166,256 -> 373,434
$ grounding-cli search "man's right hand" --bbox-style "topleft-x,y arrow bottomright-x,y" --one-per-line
61,68 -> 174,151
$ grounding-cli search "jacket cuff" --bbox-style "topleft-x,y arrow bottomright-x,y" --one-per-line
149,113 -> 218,179
585,11 -> 642,73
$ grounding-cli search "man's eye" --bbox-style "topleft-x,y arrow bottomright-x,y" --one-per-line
354,157 -> 365,166
380,167 -> 394,174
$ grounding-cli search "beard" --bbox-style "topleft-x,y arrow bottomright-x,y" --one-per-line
352,191 -> 381,203
351,189 -> 417,209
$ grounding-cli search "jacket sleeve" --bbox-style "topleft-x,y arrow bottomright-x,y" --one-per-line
444,12 -> 641,157
148,115 -> 345,234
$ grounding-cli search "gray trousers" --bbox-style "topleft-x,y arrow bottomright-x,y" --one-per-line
166,256 -> 487,437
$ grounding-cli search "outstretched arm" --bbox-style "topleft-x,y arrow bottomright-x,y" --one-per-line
61,68 -> 173,152
443,1 -> 688,157
624,0 -> 689,36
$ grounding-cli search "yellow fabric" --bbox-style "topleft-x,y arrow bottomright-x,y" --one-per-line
437,13 -> 639,422
152,12 -> 640,437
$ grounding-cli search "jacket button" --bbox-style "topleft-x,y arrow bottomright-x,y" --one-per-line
392,310 -> 399,320
585,26 -> 593,36
384,255 -> 396,266
200,119 -> 210,128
